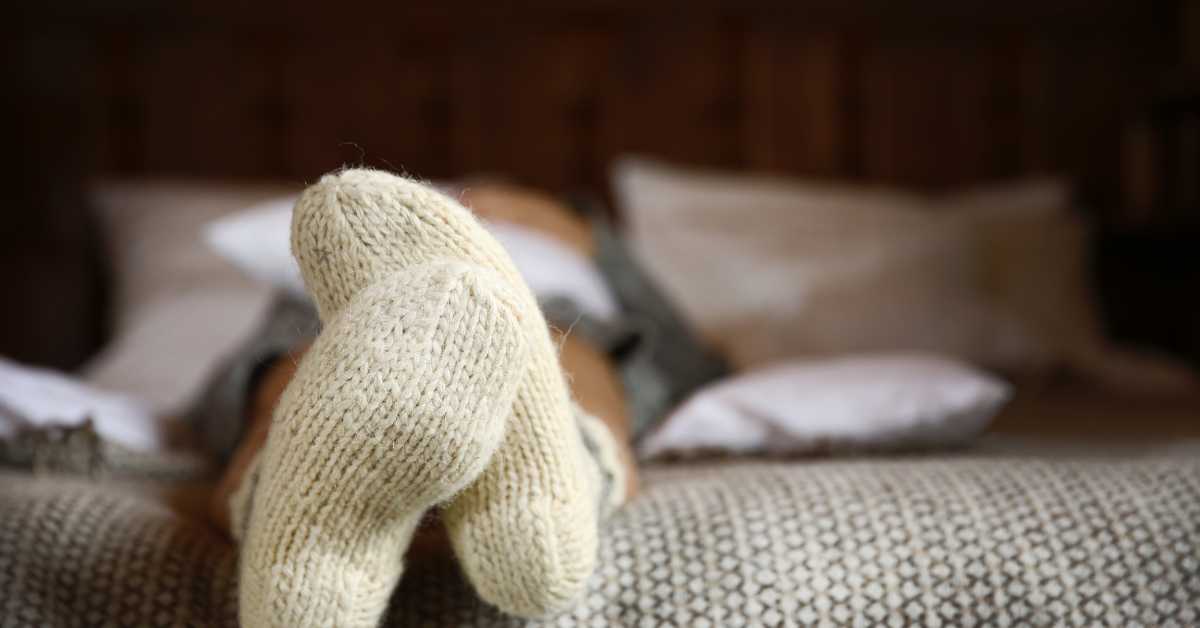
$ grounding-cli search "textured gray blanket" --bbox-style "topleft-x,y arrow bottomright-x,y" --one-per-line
3,457 -> 1198,627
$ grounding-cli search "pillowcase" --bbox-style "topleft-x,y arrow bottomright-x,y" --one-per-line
0,356 -> 161,451
948,182 -> 1198,392
638,354 -> 1011,459
613,157 -> 1200,393
84,181 -> 291,416
946,180 -> 1100,371
613,156 -> 1042,371
204,195 -> 621,322
204,196 -> 306,299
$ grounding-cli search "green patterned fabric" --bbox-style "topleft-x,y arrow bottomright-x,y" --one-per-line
183,214 -> 730,459
3,457 -> 1198,627
587,215 -> 731,439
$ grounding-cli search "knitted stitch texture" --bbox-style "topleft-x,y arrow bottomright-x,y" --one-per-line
237,260 -> 528,627
288,169 -> 608,618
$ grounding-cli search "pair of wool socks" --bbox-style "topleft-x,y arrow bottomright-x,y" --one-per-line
236,170 -> 623,627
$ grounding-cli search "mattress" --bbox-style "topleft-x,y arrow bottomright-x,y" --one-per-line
3,454 -> 1197,627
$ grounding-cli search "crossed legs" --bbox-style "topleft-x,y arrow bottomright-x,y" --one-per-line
209,171 -> 639,626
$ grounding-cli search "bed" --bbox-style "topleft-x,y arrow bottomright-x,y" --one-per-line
2,171 -> 1198,625
4,446 -> 1199,626
5,2 -> 1199,626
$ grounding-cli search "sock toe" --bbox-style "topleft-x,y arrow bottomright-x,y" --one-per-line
290,169 -> 518,320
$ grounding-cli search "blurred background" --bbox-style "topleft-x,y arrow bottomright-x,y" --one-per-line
2,0 -> 1197,376
6,6 -> 1200,622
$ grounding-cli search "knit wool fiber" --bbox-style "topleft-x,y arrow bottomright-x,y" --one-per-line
238,169 -> 617,626
238,262 -> 527,627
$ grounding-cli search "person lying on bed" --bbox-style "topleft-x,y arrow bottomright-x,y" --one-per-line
195,170 -> 678,627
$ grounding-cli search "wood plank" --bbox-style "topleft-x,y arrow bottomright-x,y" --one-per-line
597,19 -> 743,171
1018,25 -> 1168,213
282,34 -> 451,181
858,34 -> 1014,188
137,29 -> 277,177
26,1 -> 1162,31
449,24 -> 610,192
743,27 -> 845,177
90,28 -> 142,176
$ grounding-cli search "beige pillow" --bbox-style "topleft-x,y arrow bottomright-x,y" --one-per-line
612,157 -> 1045,371
953,180 -> 1199,393
948,180 -> 1101,365
84,181 -> 297,416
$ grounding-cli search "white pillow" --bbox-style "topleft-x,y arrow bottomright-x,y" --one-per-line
204,198 -> 304,301
638,354 -> 1011,459
0,357 -> 161,451
613,156 -> 1042,371
205,196 -> 621,321
204,196 -> 306,299
483,220 -> 619,321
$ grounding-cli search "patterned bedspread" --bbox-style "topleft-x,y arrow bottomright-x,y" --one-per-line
2,456 -> 1198,627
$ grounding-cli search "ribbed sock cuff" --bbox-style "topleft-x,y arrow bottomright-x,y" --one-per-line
573,405 -> 629,522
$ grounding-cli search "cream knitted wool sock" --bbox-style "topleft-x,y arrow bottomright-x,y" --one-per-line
290,169 -> 616,617
237,259 -> 528,627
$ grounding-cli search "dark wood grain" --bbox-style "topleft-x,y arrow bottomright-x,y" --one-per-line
743,27 -> 846,177
3,1 -> 1192,366
16,2 -> 1166,204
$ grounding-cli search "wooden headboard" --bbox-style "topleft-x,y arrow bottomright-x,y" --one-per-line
5,1 -> 1195,367
13,2 -> 1186,212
